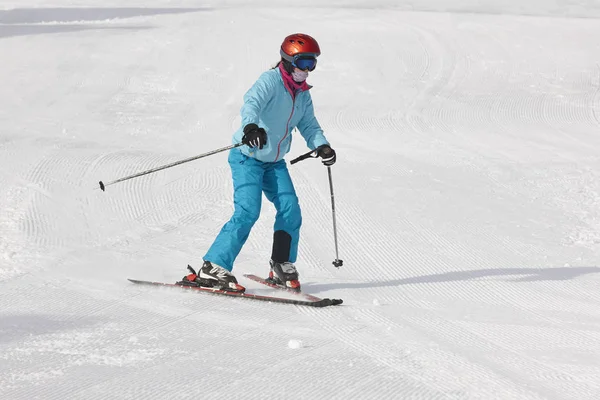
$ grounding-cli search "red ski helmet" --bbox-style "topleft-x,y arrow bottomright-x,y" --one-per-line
280,33 -> 321,62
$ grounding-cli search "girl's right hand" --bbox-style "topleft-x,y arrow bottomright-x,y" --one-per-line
242,123 -> 267,149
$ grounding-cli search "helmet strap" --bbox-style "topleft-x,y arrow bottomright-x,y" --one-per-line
281,59 -> 294,74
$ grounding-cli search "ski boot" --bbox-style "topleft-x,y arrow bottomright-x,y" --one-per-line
179,262 -> 245,293
267,260 -> 301,292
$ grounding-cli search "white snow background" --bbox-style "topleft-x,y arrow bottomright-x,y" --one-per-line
2,0 -> 600,399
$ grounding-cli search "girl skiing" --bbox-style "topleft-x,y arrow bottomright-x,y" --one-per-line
183,33 -> 336,292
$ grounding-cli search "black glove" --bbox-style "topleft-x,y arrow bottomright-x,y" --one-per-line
316,145 -> 336,166
242,123 -> 267,149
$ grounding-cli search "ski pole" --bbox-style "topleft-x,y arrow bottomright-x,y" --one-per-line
290,148 -> 318,165
327,166 -> 343,268
99,142 -> 243,191
289,148 -> 344,268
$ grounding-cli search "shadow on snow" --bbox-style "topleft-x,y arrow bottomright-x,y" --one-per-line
0,24 -> 151,39
0,7 -> 208,39
0,7 -> 208,24
308,266 -> 600,291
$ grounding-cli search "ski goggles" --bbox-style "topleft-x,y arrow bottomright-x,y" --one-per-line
292,55 -> 318,71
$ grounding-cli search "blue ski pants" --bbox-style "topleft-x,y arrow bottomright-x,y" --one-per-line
203,149 -> 302,271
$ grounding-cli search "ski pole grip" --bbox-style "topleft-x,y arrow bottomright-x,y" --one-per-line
290,149 -> 317,165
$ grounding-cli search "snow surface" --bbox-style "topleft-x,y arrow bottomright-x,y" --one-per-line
2,0 -> 600,399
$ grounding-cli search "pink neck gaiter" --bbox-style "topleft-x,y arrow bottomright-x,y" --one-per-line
279,62 -> 309,97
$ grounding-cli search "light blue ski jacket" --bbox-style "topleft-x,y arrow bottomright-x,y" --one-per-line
232,67 -> 329,162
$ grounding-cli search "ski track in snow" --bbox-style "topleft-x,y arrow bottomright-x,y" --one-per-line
2,1 -> 600,399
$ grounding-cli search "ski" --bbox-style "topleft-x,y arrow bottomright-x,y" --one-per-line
243,274 -> 327,303
128,279 -> 343,308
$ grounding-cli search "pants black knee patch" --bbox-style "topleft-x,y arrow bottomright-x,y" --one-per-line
271,230 -> 292,263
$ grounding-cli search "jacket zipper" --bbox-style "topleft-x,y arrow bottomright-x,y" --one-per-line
275,93 -> 295,162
